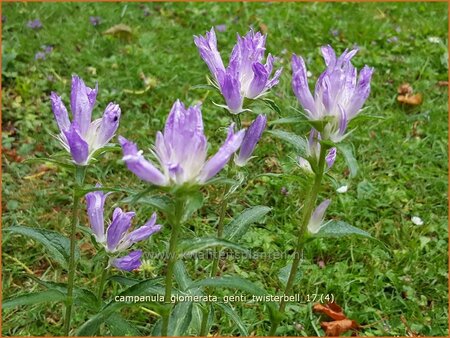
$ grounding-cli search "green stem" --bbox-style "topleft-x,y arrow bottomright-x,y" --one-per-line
199,306 -> 209,336
97,258 -> 109,308
210,189 -> 228,278
202,163 -> 235,335
161,195 -> 185,336
232,114 -> 242,130
64,165 -> 86,336
268,146 -> 327,336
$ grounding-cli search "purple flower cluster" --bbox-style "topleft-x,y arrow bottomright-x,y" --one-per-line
50,75 -> 121,165
119,100 -> 245,186
86,186 -> 162,271
194,28 -> 282,114
34,45 -> 53,61
292,45 -> 373,142
27,19 -> 42,30
89,16 -> 102,26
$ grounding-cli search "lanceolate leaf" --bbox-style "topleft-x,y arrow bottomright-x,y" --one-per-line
4,226 -> 80,270
187,276 -> 267,295
76,279 -> 165,336
216,302 -> 249,336
3,290 -> 66,309
315,221 -> 373,239
177,237 -> 249,257
335,143 -> 358,178
267,129 -> 307,154
188,276 -> 281,323
223,206 -> 271,241
168,302 -> 193,336
24,157 -> 75,170
27,275 -> 97,308
268,116 -> 304,126
105,313 -> 142,336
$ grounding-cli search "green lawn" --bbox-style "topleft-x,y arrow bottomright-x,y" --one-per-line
2,2 -> 448,336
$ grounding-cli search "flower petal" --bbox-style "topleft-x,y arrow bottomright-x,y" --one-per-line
326,147 -> 337,169
117,213 -> 162,251
247,63 -> 269,99
321,45 -> 337,67
346,65 -> 374,118
85,184 -> 108,243
199,124 -> 245,183
111,250 -> 143,271
194,27 -> 225,79
235,114 -> 266,166
106,207 -> 135,252
63,122 -> 89,165
308,199 -> 331,234
94,102 -> 121,148
119,136 -> 168,186
292,54 -> 316,117
217,69 -> 243,114
70,75 -> 97,136
50,92 -> 70,132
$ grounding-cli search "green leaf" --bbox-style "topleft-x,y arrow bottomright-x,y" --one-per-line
267,130 -> 307,154
216,303 -> 249,336
108,275 -> 141,287
278,263 -> 302,288
77,279 -> 165,336
315,221 -> 373,239
204,177 -> 239,186
182,191 -> 204,222
173,261 -> 194,292
3,290 -> 66,309
24,157 -> 75,170
89,144 -> 121,160
223,206 -> 271,241
177,237 -> 249,257
3,226 -> 80,269
122,194 -> 173,214
268,116 -> 304,125
335,143 -> 358,178
262,98 -> 281,115
74,186 -> 133,199
26,275 -> 97,308
188,276 -> 267,296
105,313 -> 141,336
187,276 -> 281,324
168,302 -> 193,336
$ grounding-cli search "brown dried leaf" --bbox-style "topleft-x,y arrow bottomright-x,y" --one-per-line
397,83 -> 413,95
321,319 -> 360,336
313,302 -> 346,320
397,93 -> 423,106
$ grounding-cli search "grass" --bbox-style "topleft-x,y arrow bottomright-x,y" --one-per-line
2,1 -> 448,336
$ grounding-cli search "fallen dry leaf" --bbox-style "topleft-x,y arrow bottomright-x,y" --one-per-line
397,83 -> 413,95
314,302 -> 361,336
438,80 -> 448,86
313,302 -> 346,320
397,93 -> 423,106
321,319 -> 360,336
397,83 -> 423,106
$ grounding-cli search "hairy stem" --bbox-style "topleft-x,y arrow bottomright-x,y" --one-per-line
64,165 -> 86,336
161,195 -> 185,336
269,146 -> 327,336
97,258 -> 109,308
